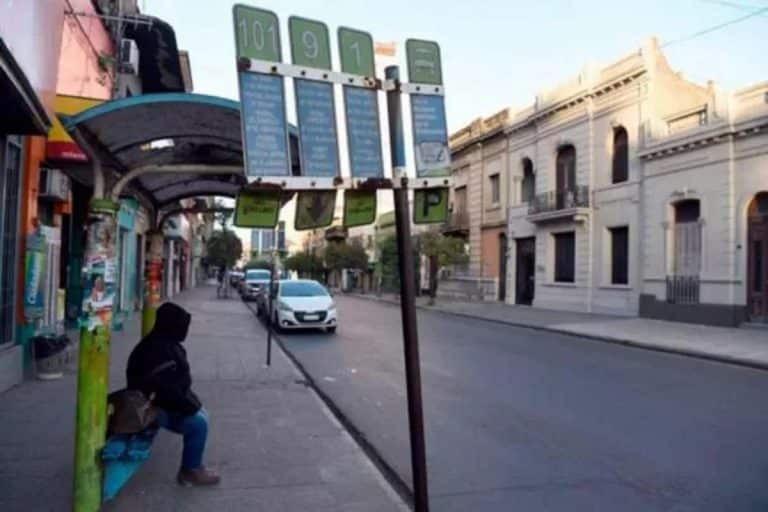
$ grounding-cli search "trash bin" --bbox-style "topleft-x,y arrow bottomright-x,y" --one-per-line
33,334 -> 70,380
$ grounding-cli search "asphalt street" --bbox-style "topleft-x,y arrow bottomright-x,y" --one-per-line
267,296 -> 768,511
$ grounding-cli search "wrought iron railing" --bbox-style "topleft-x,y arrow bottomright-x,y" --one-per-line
666,275 -> 700,304
528,186 -> 590,215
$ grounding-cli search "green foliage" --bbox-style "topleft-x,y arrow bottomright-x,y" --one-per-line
378,234 -> 400,290
283,250 -> 324,277
244,258 -> 271,270
206,229 -> 242,268
323,241 -> 369,272
418,229 -> 468,303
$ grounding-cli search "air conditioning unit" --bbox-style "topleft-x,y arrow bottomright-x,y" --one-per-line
38,168 -> 70,202
119,38 -> 139,75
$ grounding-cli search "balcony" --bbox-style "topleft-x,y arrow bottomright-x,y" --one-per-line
442,210 -> 470,235
527,186 -> 591,223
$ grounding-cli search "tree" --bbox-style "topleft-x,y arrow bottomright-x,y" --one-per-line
206,229 -> 242,269
324,241 -> 369,272
419,229 -> 468,304
283,250 -> 323,278
213,199 -> 233,231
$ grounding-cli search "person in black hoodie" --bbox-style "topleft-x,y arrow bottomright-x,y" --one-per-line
126,302 -> 220,486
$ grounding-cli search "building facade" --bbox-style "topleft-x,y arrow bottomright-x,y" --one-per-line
448,38 -> 767,326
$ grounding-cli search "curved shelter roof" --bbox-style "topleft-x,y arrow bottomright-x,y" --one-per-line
61,92 -> 299,209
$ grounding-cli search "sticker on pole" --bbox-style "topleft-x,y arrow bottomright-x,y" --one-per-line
295,190 -> 336,230
234,189 -> 281,228
339,28 -> 384,179
290,17 -> 341,178
414,188 -> 449,224
343,190 -> 377,228
233,6 -> 291,178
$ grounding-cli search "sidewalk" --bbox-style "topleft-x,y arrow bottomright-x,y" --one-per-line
0,286 -> 406,512
352,292 -> 768,370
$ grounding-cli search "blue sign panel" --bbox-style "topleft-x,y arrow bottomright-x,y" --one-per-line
295,79 -> 340,177
343,86 -> 384,178
238,72 -> 291,176
410,94 -> 451,177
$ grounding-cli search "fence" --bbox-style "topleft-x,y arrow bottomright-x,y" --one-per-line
529,186 -> 590,214
666,275 -> 700,304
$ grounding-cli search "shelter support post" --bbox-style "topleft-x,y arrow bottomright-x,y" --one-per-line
73,197 -> 119,512
385,65 -> 430,512
142,230 -> 165,336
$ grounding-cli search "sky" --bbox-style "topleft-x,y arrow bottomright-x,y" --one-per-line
145,0 -> 767,131
140,0 -> 767,255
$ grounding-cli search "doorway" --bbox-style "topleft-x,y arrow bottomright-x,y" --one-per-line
515,237 -> 535,305
498,233 -> 508,301
748,193 -> 768,323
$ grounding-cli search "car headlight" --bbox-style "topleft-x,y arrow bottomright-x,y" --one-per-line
277,300 -> 292,311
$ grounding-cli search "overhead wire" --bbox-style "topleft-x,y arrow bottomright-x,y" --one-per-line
662,4 -> 768,47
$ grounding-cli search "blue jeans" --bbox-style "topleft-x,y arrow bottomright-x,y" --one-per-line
156,408 -> 208,470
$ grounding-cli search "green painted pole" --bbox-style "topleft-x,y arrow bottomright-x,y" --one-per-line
73,198 -> 119,512
141,230 -> 164,336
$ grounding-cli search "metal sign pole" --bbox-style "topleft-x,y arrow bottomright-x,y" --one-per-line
266,253 -> 275,367
385,65 -> 430,512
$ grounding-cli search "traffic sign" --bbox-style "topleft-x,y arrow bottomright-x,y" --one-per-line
295,190 -> 336,230
233,5 -> 290,177
234,189 -> 282,228
233,5 -> 282,62
290,16 -> 340,178
406,39 -> 443,85
339,28 -> 384,179
289,17 -> 332,69
411,94 -> 450,177
343,190 -> 377,228
413,188 -> 449,224
238,72 -> 291,177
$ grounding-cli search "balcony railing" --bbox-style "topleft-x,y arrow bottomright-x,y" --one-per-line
666,275 -> 700,304
443,210 -> 469,233
528,186 -> 590,215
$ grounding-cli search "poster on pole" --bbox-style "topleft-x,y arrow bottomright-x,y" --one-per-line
233,5 -> 291,177
339,27 -> 384,179
290,17 -> 341,178
406,39 -> 451,178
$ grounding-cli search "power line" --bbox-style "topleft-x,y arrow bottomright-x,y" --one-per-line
662,5 -> 768,47
698,0 -> 768,12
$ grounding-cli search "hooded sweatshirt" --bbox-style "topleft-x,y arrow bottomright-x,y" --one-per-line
126,302 -> 202,416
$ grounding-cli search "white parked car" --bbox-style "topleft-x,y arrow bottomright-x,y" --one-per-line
270,280 -> 337,333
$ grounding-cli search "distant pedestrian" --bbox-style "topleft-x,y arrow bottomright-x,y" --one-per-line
126,302 -> 221,486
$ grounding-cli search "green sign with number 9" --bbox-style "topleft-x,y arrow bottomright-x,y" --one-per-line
338,27 -> 375,77
233,5 -> 282,62
289,16 -> 332,70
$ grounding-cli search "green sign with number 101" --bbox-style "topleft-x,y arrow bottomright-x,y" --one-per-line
233,5 -> 282,62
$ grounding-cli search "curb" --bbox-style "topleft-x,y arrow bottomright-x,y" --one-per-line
240,299 -> 415,510
348,293 -> 768,373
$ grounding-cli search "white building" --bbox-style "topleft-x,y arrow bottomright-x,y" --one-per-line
450,38 -> 768,326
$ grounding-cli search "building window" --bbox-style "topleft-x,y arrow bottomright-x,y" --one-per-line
668,199 -> 701,304
554,232 -> 575,283
490,174 -> 500,204
556,145 -> 576,209
0,136 -> 23,346
521,158 -> 535,203
610,226 -> 629,285
612,126 -> 629,184
454,186 -> 467,213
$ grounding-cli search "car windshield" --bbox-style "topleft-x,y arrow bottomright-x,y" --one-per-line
246,270 -> 270,281
279,281 -> 328,298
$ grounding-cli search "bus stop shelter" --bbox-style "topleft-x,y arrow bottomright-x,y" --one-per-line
60,92 -> 299,511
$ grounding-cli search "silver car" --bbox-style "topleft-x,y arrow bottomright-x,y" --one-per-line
241,269 -> 271,302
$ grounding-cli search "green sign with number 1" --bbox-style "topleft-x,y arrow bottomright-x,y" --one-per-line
233,5 -> 282,62
338,27 -> 375,76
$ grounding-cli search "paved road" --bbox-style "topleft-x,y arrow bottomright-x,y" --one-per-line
273,296 -> 768,511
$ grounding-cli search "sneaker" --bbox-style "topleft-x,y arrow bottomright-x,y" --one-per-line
177,466 -> 221,487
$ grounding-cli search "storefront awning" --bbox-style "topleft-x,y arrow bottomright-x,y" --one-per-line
60,92 -> 300,209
